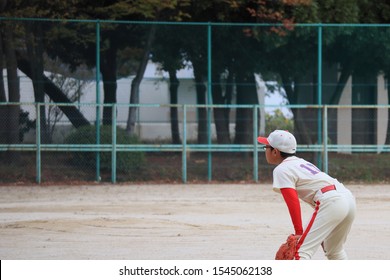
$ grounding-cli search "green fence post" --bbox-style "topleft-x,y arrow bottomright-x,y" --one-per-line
253,105 -> 259,182
317,24 -> 323,169
323,105 -> 328,174
95,19 -> 101,182
36,103 -> 41,184
111,103 -> 117,183
207,23 -> 213,181
182,105 -> 187,183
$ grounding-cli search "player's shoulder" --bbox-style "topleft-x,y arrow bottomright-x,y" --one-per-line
280,156 -> 302,165
276,156 -> 308,171
275,156 -> 299,171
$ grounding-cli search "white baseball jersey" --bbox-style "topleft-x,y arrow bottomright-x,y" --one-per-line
272,156 -> 346,206
271,156 -> 356,260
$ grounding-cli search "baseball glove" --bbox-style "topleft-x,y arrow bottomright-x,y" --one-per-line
275,234 -> 299,260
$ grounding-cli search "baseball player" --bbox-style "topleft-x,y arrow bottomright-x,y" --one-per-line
257,130 -> 356,260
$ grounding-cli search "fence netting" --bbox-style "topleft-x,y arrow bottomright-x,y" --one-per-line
0,19 -> 389,183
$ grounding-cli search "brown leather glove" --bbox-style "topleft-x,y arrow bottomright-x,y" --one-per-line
275,234 -> 299,260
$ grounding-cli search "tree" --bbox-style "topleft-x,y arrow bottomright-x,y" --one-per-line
2,0 -> 390,149
45,61 -> 91,143
250,0 -> 362,145
17,56 -> 90,128
125,1 -> 191,136
173,0 -> 308,144
2,25 -> 19,146
0,1 -> 21,162
255,0 -> 390,149
1,1 -> 190,132
0,1 -> 91,133
151,24 -> 189,144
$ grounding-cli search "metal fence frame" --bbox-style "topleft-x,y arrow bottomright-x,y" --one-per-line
1,19 -> 390,183
1,103 -> 389,184
2,18 -> 390,144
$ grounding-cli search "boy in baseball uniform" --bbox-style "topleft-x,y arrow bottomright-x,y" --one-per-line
257,130 -> 356,260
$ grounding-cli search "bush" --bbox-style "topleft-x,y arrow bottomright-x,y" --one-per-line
19,110 -> 35,142
65,125 -> 145,172
265,109 -> 294,134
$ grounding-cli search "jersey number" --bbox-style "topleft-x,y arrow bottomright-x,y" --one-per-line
300,163 -> 321,175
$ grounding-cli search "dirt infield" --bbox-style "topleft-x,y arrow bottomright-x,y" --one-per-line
0,183 -> 389,260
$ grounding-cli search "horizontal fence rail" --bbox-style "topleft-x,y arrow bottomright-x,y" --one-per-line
1,19 -> 390,184
1,103 -> 389,184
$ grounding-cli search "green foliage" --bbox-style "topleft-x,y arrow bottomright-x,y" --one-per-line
65,125 -> 145,172
317,0 -> 359,23
19,110 -> 35,142
265,109 -> 294,135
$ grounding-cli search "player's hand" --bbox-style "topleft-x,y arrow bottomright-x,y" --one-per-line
275,234 -> 299,260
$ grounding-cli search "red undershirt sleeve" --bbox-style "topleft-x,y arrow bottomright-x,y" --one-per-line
280,188 -> 303,235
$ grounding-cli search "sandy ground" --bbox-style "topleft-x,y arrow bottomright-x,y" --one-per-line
0,183 -> 389,260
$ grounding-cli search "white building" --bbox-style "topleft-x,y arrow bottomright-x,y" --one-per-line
5,63 -> 387,146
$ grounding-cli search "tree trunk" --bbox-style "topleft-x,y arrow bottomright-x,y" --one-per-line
0,30 -> 5,102
126,24 -> 157,136
17,56 -> 90,128
0,28 -> 7,144
234,72 -> 258,144
3,26 -> 21,161
168,69 -> 181,144
282,75 -> 312,145
223,70 -> 234,126
329,63 -> 352,105
25,22 -> 50,143
193,64 -> 208,144
0,2 -> 9,148
212,71 -> 230,144
101,44 -> 118,125
0,0 -> 7,11
387,71 -> 390,145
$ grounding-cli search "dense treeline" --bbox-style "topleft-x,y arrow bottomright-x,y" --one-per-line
0,0 -> 390,150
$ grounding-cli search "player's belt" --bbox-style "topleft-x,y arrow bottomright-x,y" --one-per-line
320,185 -> 336,194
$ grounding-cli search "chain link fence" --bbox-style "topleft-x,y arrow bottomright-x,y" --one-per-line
1,103 -> 390,184
0,19 -> 389,184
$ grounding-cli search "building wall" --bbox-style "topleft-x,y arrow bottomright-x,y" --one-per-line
337,76 -> 352,152
337,73 -> 388,152
377,74 -> 389,151
4,65 -> 388,144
